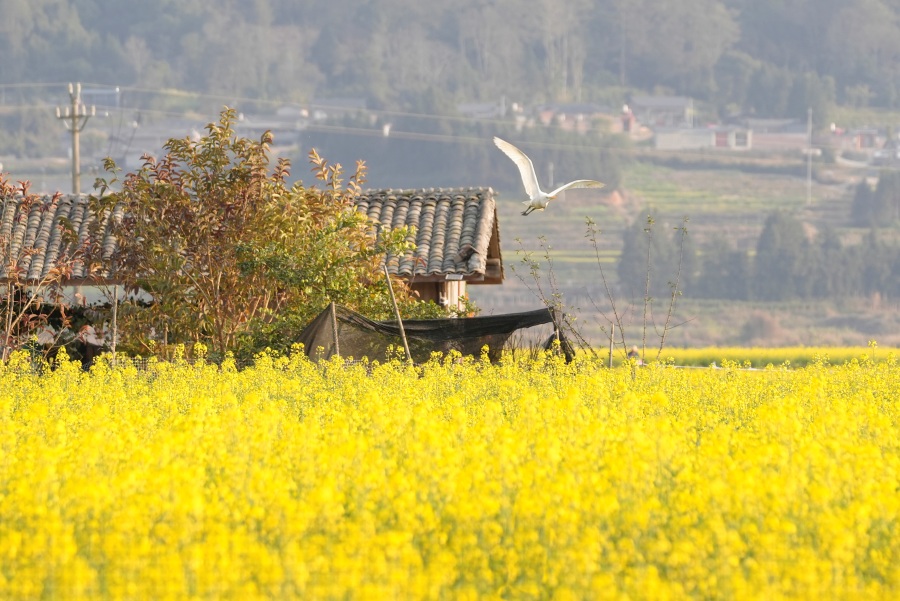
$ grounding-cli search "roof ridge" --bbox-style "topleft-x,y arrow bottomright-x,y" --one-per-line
358,186 -> 494,196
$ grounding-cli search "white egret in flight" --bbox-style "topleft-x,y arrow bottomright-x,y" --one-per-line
493,136 -> 605,215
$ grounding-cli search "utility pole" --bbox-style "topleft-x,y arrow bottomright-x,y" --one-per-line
56,83 -> 95,196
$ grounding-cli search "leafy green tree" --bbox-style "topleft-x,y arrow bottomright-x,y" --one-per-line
786,71 -> 835,127
691,235 -> 750,300
712,50 -> 760,115
752,211 -> 809,301
617,212 -> 692,301
93,107 -> 437,360
856,230 -> 895,298
874,170 -> 900,222
852,171 -> 900,227
824,0 -> 900,95
609,0 -> 738,95
807,227 -> 849,298
0,0 -> 98,82
728,0 -> 833,73
851,179 -> 879,227
451,0 -> 531,98
746,64 -> 794,117
889,247 -> 900,299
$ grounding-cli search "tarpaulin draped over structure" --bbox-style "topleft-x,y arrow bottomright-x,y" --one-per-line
297,303 -> 571,364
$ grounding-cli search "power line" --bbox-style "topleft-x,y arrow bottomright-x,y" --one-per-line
0,82 -> 65,89
303,123 -> 648,158
1,94 -> 643,157
3,81 -> 515,128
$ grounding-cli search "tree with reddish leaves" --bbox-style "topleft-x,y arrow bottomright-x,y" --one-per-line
93,107 -> 435,361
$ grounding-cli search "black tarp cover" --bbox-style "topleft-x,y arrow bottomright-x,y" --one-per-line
297,303 -> 568,363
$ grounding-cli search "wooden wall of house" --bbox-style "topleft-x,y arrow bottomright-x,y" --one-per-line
410,281 -> 467,311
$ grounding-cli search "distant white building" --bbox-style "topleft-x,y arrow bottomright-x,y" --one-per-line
654,126 -> 752,151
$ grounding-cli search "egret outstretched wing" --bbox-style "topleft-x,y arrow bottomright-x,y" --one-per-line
493,137 -> 542,200
547,179 -> 605,198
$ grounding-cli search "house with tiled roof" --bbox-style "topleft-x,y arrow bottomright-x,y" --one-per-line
535,103 -> 617,134
1,186 -> 504,311
630,95 -> 695,128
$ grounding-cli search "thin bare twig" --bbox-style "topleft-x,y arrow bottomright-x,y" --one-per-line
656,217 -> 689,359
641,214 -> 655,362
585,217 -> 628,356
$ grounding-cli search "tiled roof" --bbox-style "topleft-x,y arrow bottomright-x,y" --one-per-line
0,194 -> 120,283
355,187 -> 503,284
1,187 -> 505,285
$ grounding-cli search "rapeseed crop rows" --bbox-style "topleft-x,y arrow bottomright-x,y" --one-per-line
1,350 -> 898,600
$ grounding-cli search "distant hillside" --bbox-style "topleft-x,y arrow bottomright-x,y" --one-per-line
5,0 -> 900,161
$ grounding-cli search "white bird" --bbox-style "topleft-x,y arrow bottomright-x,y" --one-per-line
493,136 -> 605,215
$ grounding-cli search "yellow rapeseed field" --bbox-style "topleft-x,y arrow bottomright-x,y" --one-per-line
1,347 -> 898,600
652,346 -> 894,369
